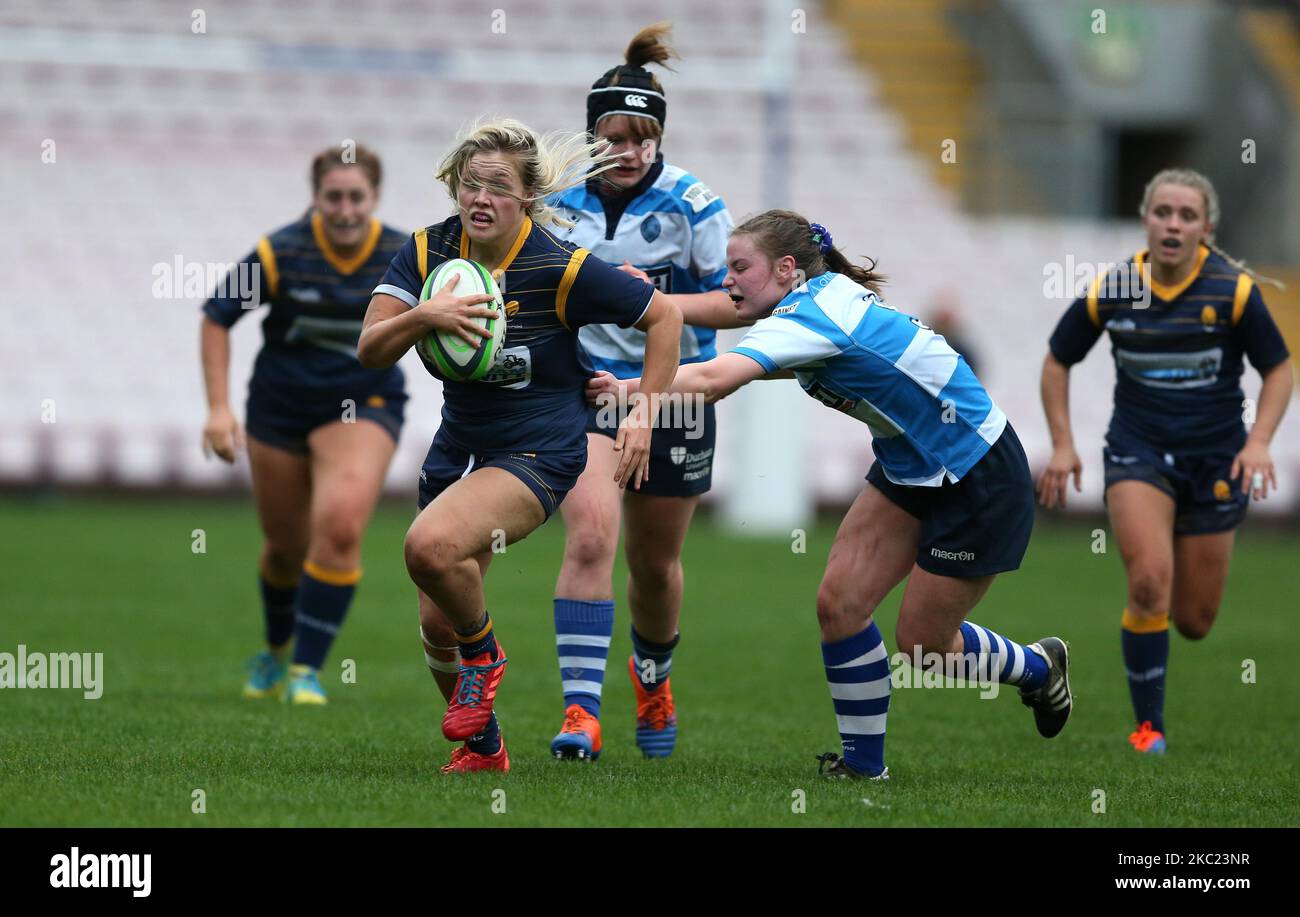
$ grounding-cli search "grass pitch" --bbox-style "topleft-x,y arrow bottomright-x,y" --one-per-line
1,495 -> 1296,827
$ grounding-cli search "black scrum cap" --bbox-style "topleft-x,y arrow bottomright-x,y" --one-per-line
586,65 -> 666,137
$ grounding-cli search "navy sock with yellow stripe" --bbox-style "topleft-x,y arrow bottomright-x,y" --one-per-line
292,561 -> 360,670
455,612 -> 499,662
1121,607 -> 1168,733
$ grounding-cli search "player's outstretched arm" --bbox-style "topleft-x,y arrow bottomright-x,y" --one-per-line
679,352 -> 775,402
1231,359 -> 1294,499
590,352 -> 775,409
615,262 -> 748,329
675,290 -> 753,329
1037,352 -> 1082,509
357,283 -> 498,369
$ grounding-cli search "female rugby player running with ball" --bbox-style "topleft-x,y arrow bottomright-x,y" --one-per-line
201,144 -> 408,705
358,119 -> 681,774
1038,169 -> 1292,755
589,210 -> 1072,779
547,23 -> 743,762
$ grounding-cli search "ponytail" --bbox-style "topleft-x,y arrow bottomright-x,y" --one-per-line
624,21 -> 679,72
823,247 -> 887,296
1206,241 -> 1286,291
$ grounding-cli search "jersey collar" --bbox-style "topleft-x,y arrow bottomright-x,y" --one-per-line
588,155 -> 665,240
1134,243 -> 1210,302
459,214 -> 532,273
310,212 -> 383,276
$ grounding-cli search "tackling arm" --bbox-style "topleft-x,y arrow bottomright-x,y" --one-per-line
672,290 -> 752,330
592,352 -> 776,406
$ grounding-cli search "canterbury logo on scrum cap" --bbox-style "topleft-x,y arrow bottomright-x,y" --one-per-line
625,94 -> 648,108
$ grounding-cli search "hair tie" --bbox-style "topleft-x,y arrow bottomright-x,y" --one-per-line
809,222 -> 833,255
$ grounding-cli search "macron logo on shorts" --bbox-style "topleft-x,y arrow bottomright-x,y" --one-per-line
930,547 -> 975,562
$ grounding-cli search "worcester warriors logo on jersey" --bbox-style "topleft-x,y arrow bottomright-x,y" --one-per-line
641,214 -> 661,243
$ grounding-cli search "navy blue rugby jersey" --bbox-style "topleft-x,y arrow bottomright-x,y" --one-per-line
374,214 -> 656,453
1049,245 -> 1290,452
203,210 -> 407,399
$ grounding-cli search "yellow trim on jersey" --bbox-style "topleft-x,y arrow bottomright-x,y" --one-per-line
255,236 -> 279,299
1134,244 -> 1210,303
1122,607 -> 1169,634
414,228 -> 429,281
499,216 -> 532,272
458,215 -> 533,274
555,248 -> 590,329
1231,273 -> 1254,325
303,560 -> 363,587
1086,273 -> 1103,327
310,212 -> 383,276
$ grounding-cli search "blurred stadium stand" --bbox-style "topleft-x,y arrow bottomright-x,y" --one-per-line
1,0 -> 1295,514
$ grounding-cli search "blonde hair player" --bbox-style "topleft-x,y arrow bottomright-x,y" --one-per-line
1039,168 -> 1293,755
359,118 -> 682,773
546,23 -> 744,762
590,210 -> 1074,780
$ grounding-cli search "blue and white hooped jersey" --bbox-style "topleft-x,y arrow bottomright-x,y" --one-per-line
732,272 -> 1007,486
552,161 -> 732,378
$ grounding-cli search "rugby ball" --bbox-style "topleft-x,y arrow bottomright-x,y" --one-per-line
415,258 -> 506,381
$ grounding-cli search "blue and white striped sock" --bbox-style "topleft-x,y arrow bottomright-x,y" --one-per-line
554,598 -> 614,717
630,627 -> 678,692
959,621 -> 1049,689
821,622 -> 890,777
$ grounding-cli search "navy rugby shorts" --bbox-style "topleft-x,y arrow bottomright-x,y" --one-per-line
866,423 -> 1035,578
416,428 -> 587,520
